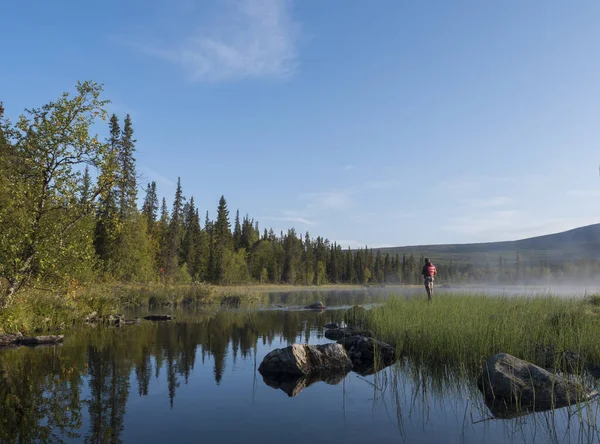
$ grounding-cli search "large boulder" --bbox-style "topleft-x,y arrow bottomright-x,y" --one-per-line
337,335 -> 397,376
258,343 -> 352,377
324,327 -> 373,341
477,353 -> 598,417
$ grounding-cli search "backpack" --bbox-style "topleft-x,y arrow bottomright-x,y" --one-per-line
426,263 -> 436,276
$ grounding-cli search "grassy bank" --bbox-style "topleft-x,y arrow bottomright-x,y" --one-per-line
368,293 -> 600,376
0,282 -> 376,334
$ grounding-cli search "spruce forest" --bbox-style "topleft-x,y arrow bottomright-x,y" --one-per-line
0,81 -> 597,309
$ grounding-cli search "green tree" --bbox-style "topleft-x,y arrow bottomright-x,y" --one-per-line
118,114 -> 136,218
211,196 -> 232,283
0,81 -> 113,305
141,182 -> 158,228
164,178 -> 185,279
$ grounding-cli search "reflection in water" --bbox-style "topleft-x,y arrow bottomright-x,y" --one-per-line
261,371 -> 349,397
0,301 -> 600,443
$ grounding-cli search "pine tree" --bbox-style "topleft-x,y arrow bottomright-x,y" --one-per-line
80,166 -> 92,204
141,181 -> 158,230
233,210 -> 242,251
302,232 -> 313,285
157,197 -> 170,273
118,114 -> 137,217
181,197 -> 201,280
165,178 -> 185,278
211,196 -> 232,283
94,120 -> 121,268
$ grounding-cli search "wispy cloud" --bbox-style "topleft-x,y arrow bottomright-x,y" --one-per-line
362,179 -> 403,189
138,165 -> 176,189
566,189 -> 600,198
260,216 -> 315,226
437,175 -> 518,194
462,196 -> 514,208
343,165 -> 355,171
443,210 -> 600,242
135,0 -> 301,82
299,189 -> 353,211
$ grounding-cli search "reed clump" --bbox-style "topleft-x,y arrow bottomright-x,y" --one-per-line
368,293 -> 600,376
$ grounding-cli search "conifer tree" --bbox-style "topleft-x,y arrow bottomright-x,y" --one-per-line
302,232 -> 313,285
118,114 -> 136,218
94,118 -> 121,268
164,178 -> 185,279
80,166 -> 92,204
211,196 -> 232,283
182,197 -> 202,279
141,181 -> 158,230
233,210 -> 242,251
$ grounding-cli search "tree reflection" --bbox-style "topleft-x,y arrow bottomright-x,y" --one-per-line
0,308 -> 338,441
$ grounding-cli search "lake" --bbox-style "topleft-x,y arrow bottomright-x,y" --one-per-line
1,287 -> 600,443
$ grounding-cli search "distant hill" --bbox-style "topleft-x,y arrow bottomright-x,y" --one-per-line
376,223 -> 600,266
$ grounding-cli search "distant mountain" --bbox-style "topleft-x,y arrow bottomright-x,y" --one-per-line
377,223 -> 600,266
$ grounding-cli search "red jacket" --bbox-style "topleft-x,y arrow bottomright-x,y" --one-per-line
422,263 -> 436,277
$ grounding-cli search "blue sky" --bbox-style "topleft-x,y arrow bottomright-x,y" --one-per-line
2,0 -> 600,248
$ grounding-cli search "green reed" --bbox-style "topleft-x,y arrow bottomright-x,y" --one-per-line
368,293 -> 600,376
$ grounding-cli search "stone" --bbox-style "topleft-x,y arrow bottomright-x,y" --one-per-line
143,315 -> 175,321
306,301 -> 326,310
337,335 -> 397,376
324,327 -> 373,341
258,343 -> 352,377
0,334 -> 64,347
477,353 -> 598,417
324,322 -> 339,329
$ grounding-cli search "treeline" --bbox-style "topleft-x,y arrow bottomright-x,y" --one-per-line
1,81 -> 598,308
0,80 -> 417,307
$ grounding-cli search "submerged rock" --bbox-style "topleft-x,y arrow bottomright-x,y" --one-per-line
337,335 -> 397,376
0,333 -> 64,348
477,353 -> 598,417
143,314 -> 175,321
261,370 -> 349,397
306,301 -> 326,310
258,343 -> 352,377
324,327 -> 373,341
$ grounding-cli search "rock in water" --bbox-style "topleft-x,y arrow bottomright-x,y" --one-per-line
143,315 -> 175,321
306,301 -> 326,310
17,335 -> 64,346
0,334 -> 64,347
258,343 -> 352,377
477,353 -> 598,417
337,335 -> 397,376
324,322 -> 339,329
0,334 -> 18,347
324,327 -> 373,341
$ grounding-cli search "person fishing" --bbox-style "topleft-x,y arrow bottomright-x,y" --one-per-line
421,258 -> 437,301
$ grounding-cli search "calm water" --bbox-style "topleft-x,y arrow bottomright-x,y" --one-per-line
1,289 -> 600,444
